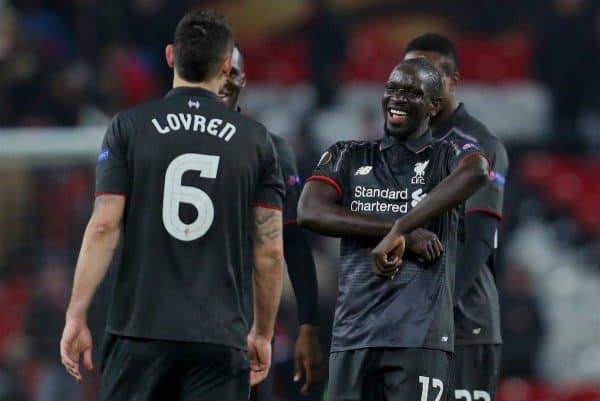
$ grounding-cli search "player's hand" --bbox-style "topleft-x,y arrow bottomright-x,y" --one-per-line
293,324 -> 324,395
60,316 -> 93,383
247,332 -> 272,386
405,228 -> 444,263
372,231 -> 406,278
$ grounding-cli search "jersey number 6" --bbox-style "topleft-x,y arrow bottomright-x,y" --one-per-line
162,153 -> 220,241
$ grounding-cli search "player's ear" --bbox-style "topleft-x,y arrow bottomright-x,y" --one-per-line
240,72 -> 247,89
165,44 -> 175,69
222,51 -> 233,76
448,71 -> 460,93
429,97 -> 442,117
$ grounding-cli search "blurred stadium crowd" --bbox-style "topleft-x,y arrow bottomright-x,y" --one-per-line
0,0 -> 599,400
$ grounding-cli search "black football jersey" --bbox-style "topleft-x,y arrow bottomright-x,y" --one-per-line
95,87 -> 284,350
308,131 -> 484,352
434,104 -> 508,345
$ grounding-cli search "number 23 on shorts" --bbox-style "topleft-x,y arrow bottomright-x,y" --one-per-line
454,390 -> 491,401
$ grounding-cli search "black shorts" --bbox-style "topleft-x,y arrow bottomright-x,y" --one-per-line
100,333 -> 249,401
449,344 -> 501,401
327,348 -> 452,401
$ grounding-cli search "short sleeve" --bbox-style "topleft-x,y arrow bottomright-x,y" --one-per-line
465,138 -> 508,219
253,132 -> 285,210
271,135 -> 301,224
307,142 -> 351,198
95,114 -> 131,195
446,137 -> 490,174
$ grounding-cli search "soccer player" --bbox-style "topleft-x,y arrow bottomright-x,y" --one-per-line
405,33 -> 509,401
298,58 -> 489,401
59,9 -> 285,401
220,46 -> 324,398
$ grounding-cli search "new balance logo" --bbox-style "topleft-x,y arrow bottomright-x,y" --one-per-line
188,100 -> 200,109
355,166 -> 373,176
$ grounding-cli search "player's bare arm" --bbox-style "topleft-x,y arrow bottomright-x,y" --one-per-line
373,154 -> 488,276
61,194 -> 125,382
251,206 -> 284,335
282,221 -> 324,393
298,180 -> 443,262
298,180 -> 393,237
248,206 -> 284,385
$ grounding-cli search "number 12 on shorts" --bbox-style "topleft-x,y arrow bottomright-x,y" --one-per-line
419,376 -> 444,401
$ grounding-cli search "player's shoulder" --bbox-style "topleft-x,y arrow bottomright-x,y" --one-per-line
268,132 -> 292,154
328,139 -> 373,154
268,132 -> 298,167
457,111 -> 504,149
443,114 -> 505,157
114,98 -> 165,123
119,97 -> 269,135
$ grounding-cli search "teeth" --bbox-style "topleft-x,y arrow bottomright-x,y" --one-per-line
389,109 -> 407,116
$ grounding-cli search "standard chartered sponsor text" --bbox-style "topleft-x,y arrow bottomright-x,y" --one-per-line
351,185 -> 409,213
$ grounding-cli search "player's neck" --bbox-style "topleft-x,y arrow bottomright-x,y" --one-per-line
431,98 -> 460,129
172,75 -> 223,96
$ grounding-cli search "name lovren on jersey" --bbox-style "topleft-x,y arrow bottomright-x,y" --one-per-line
151,113 -> 236,142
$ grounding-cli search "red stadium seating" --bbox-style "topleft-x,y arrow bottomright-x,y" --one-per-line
520,153 -> 600,236
242,24 -> 532,83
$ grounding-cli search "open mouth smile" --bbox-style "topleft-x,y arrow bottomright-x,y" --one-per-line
387,107 -> 409,124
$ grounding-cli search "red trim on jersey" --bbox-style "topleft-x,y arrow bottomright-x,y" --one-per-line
94,192 -> 127,197
459,152 -> 491,173
307,175 -> 342,197
284,219 -> 297,226
252,202 -> 283,212
466,208 -> 503,220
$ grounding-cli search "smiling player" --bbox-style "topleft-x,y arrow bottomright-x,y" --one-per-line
299,58 -> 489,401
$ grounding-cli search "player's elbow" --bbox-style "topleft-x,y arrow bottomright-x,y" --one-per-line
254,241 -> 284,271
297,209 -> 317,230
297,208 -> 312,229
466,155 -> 489,187
88,216 -> 120,236
297,196 -> 319,229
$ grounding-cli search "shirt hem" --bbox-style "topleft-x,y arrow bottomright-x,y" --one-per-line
252,202 -> 283,212
95,191 -> 127,197
307,175 -> 342,197
105,327 -> 247,351
465,207 -> 503,220
330,343 -> 453,353
458,151 -> 491,173
454,338 -> 503,346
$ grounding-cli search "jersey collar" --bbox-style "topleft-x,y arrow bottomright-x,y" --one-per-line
432,103 -> 469,139
165,86 -> 221,102
380,129 -> 435,154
